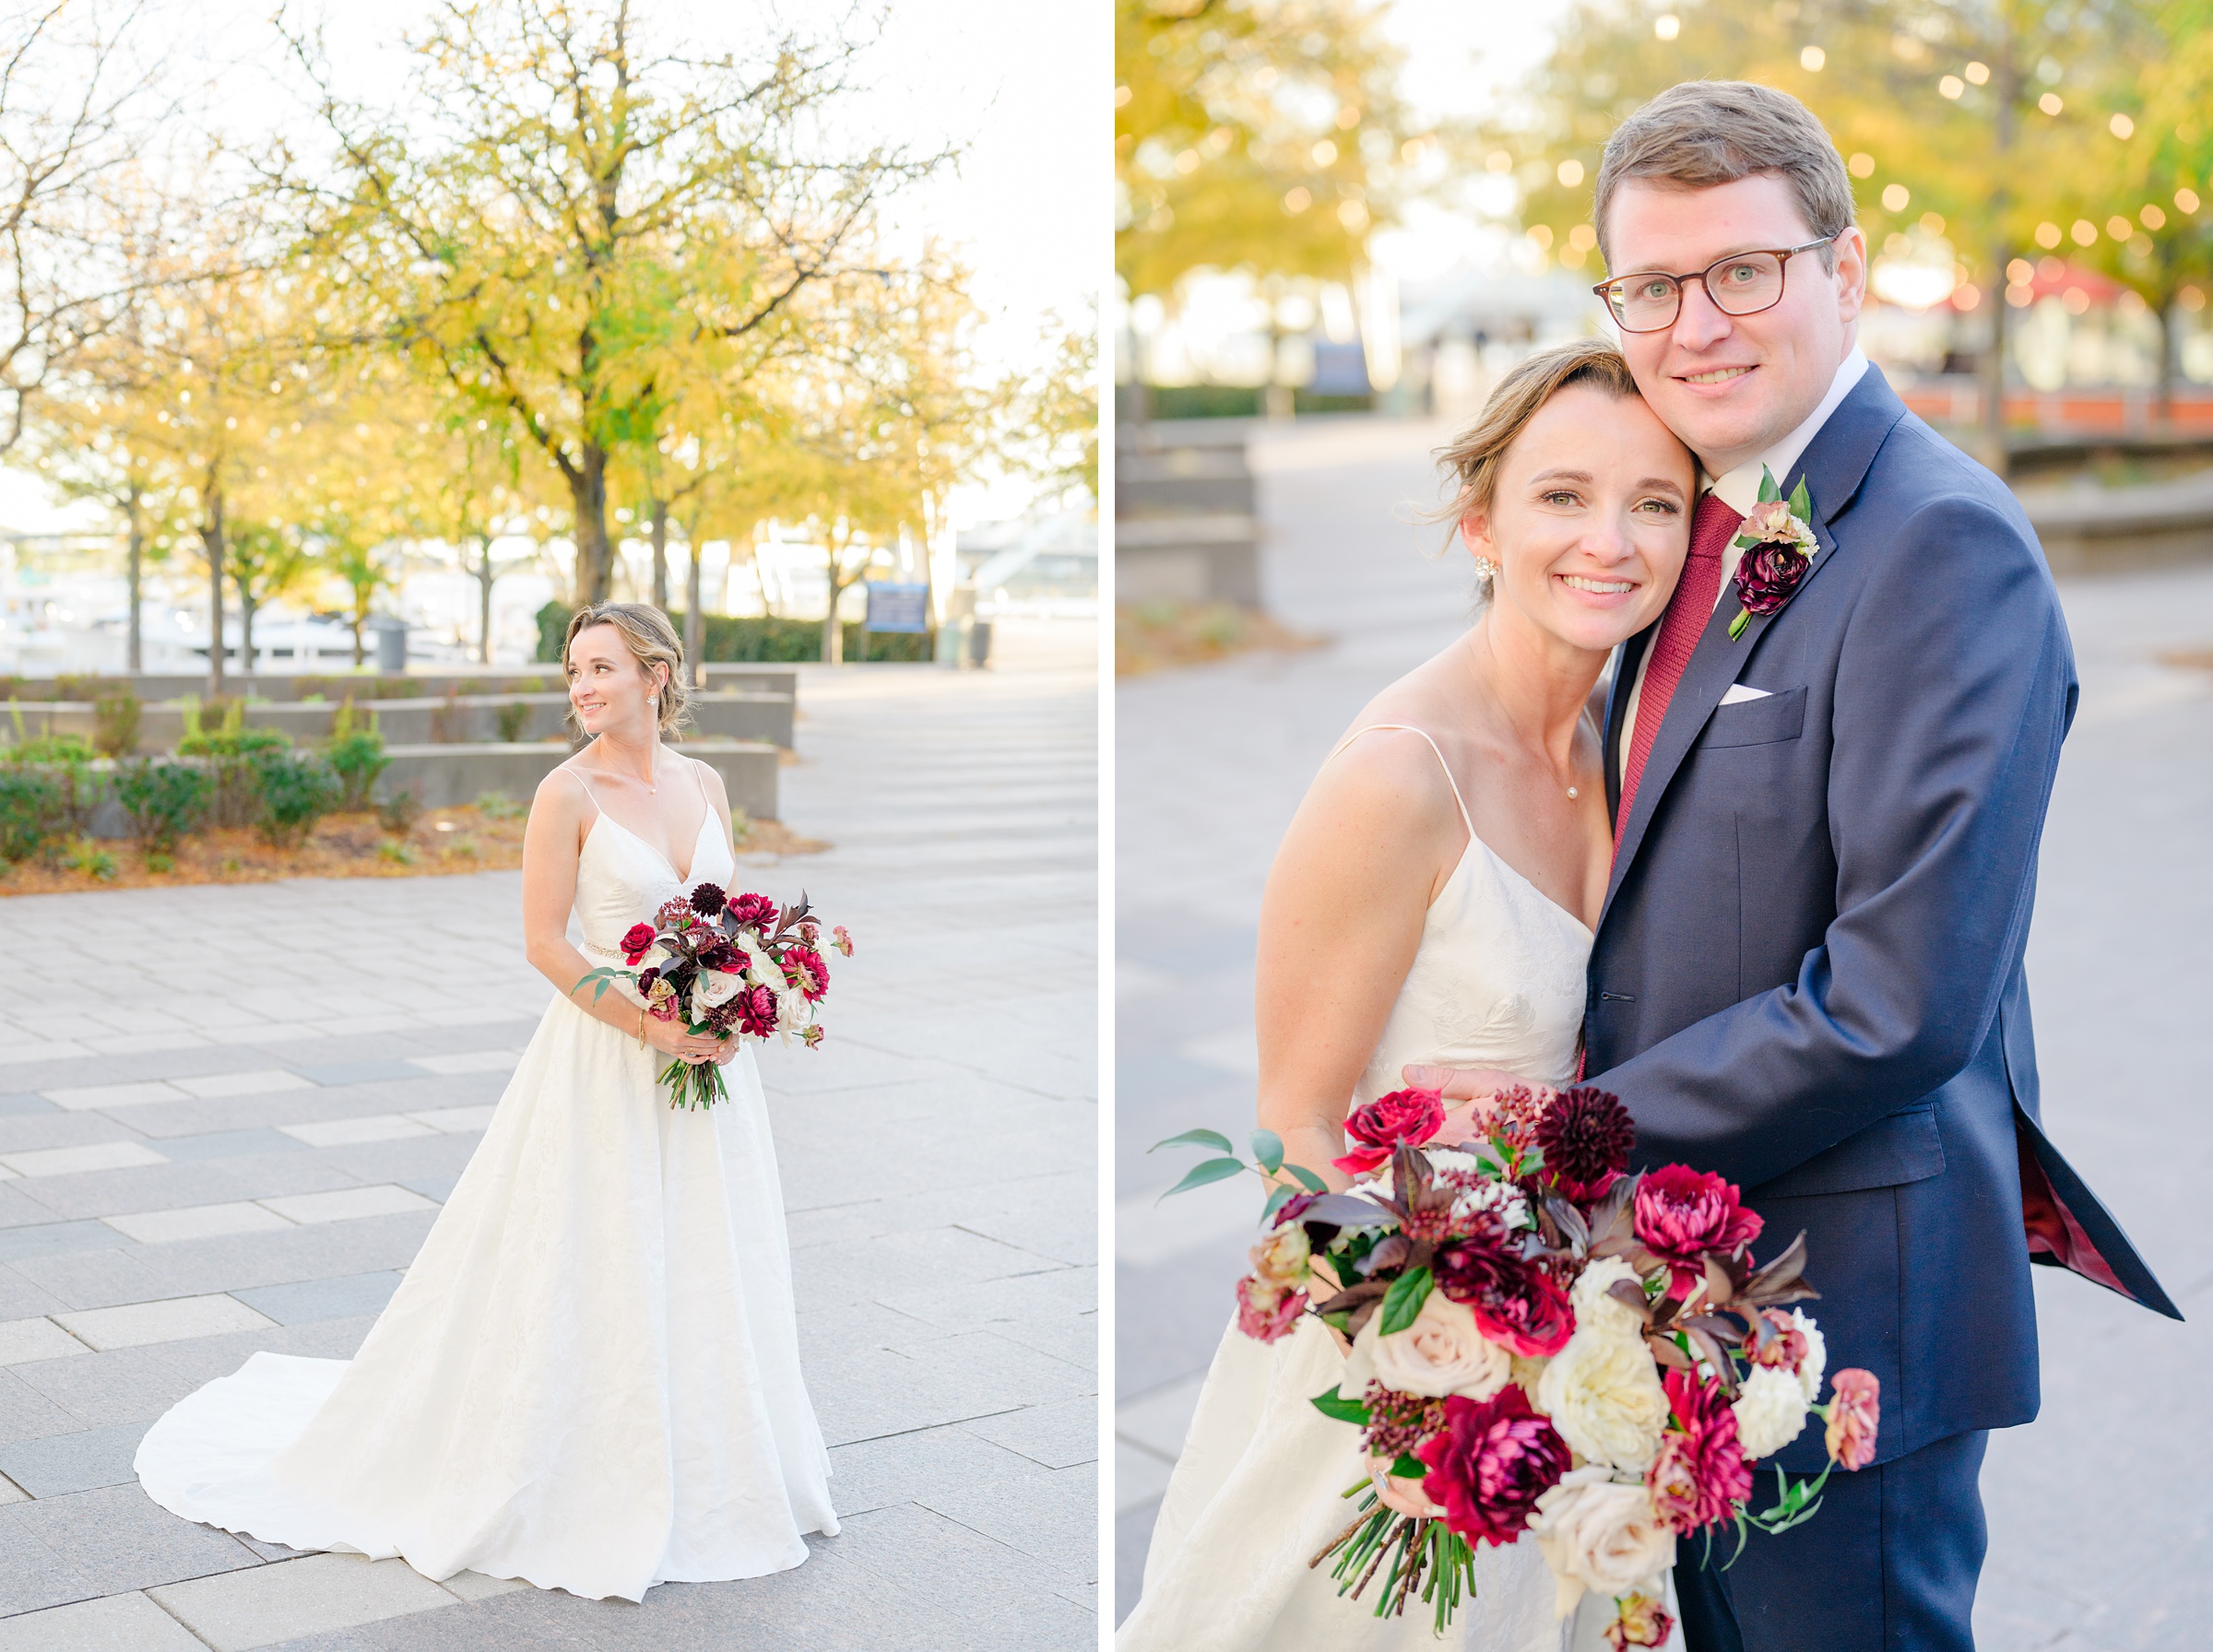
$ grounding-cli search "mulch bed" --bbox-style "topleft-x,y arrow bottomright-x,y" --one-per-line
1116,601 -> 1326,677
0,807 -> 828,896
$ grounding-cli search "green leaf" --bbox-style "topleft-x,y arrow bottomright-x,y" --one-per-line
1285,1162 -> 1329,1193
1310,1385 -> 1370,1424
1250,1127 -> 1284,1176
1728,608 -> 1750,640
1156,1156 -> 1246,1200
1152,1127 -> 1234,1155
1757,463 -> 1781,502
1261,1185 -> 1298,1223
1388,1454 -> 1426,1480
1377,1266 -> 1434,1336
1788,477 -> 1812,519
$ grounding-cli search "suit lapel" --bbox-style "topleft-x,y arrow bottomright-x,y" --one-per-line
1603,626 -> 1654,824
1598,368 -> 1910,928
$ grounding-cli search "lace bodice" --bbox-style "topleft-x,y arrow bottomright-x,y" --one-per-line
1338,726 -> 1592,1104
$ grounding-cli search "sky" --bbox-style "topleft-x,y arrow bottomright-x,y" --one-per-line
0,0 -> 1105,534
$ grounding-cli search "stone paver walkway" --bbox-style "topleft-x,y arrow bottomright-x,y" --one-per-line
0,620 -> 1098,1652
1114,419 -> 2213,1647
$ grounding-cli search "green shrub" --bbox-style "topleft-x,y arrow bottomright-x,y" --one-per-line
251,750 -> 341,850
325,701 -> 389,809
495,700 -> 532,742
377,838 -> 415,865
534,601 -> 933,665
92,690 -> 141,759
3,732 -> 95,766
114,760 -> 213,855
475,790 -> 526,820
62,836 -> 116,880
0,768 -> 65,862
180,701 -> 290,828
377,783 -> 423,836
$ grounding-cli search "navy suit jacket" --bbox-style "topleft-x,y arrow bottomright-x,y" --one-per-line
1588,366 -> 2179,1473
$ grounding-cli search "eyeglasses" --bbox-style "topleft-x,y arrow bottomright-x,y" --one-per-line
1591,235 -> 1843,332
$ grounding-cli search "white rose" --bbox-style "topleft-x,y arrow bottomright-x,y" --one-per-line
1731,1363 -> 1810,1460
1790,1308 -> 1827,1405
1528,1466 -> 1676,1621
692,968 -> 744,1009
1536,1320 -> 1670,1471
1343,1292 -> 1510,1402
1568,1257 -> 1651,1342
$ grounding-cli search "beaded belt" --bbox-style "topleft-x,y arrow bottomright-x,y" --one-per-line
580,938 -> 624,960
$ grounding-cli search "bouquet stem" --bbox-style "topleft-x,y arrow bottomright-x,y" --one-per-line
657,1047 -> 731,1110
1311,1485 -> 1476,1634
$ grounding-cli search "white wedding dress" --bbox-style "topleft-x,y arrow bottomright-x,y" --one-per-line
1120,726 -> 1623,1652
135,761 -> 839,1602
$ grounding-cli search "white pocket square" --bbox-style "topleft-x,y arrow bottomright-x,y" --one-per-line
1719,683 -> 1773,704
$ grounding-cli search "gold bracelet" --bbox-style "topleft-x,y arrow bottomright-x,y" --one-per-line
636,1005 -> 646,1049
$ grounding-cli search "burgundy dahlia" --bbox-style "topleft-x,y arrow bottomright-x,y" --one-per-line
620,922 -> 657,964
688,881 -> 728,916
1333,1088 -> 1446,1177
727,892 -> 777,928
1432,1242 -> 1574,1357
697,943 -> 741,974
784,946 -> 830,1001
1414,1386 -> 1571,1547
1645,1369 -> 1751,1534
1734,540 -> 1811,617
1633,1165 -> 1763,1298
1534,1086 -> 1636,1201
734,985 -> 779,1037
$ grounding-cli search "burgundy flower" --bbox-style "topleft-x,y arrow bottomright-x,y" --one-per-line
1633,1165 -> 1763,1299
1645,1370 -> 1751,1533
1433,1242 -> 1575,1357
698,942 -> 741,974
1234,1276 -> 1305,1342
688,882 -> 727,916
636,966 -> 659,994
727,891 -> 777,928
1534,1086 -> 1636,1202
620,922 -> 657,964
1333,1088 -> 1446,1177
1414,1385 -> 1571,1548
783,946 -> 829,1001
655,896 -> 692,926
1750,1308 -> 1811,1376
1734,539 -> 1812,618
734,985 -> 779,1037
1825,1368 -> 1880,1470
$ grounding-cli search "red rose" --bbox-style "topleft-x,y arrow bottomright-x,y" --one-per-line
1235,1276 -> 1305,1342
783,946 -> 829,1001
1414,1386 -> 1570,1547
621,923 -> 657,964
1825,1368 -> 1880,1470
1432,1242 -> 1575,1357
1645,1369 -> 1752,1533
1633,1165 -> 1763,1298
1332,1088 -> 1446,1177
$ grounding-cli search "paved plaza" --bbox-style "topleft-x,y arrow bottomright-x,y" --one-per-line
0,620 -> 1099,1651
1114,417 -> 2213,1646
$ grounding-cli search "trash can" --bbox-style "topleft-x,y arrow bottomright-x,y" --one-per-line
965,620 -> 992,668
367,618 -> 408,674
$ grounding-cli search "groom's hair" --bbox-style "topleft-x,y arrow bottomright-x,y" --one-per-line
1594,80 -> 1855,272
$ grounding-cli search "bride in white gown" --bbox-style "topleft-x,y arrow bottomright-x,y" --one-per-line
1118,341 -> 1693,1651
135,602 -> 838,1603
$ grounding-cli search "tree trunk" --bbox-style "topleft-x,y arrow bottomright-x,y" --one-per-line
239,585 -> 257,676
477,537 -> 495,664
125,486 -> 143,675
1980,262 -> 2010,476
684,530 -> 704,689
203,487 -> 226,698
568,446 -> 613,605
2158,299 -> 2178,424
650,500 -> 669,610
822,542 -> 845,665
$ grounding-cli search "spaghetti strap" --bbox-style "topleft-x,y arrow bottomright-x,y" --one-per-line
1327,724 -> 1476,837
561,764 -> 603,817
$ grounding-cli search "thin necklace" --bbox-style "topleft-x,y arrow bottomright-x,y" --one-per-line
1461,631 -> 1583,800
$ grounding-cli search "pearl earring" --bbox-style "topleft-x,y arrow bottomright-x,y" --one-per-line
1473,555 -> 1499,597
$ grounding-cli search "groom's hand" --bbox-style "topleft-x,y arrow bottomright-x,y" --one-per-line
1402,1064 -> 1526,1147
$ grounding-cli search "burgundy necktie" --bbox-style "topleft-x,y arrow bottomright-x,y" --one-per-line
1615,491 -> 1741,850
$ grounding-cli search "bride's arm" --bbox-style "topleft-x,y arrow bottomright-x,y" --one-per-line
1255,732 -> 1466,1194
519,772 -> 727,1064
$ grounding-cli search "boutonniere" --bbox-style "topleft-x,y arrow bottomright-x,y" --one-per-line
1727,466 -> 1818,639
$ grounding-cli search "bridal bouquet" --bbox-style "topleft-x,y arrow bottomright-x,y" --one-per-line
575,881 -> 853,1110
1156,1086 -> 1880,1642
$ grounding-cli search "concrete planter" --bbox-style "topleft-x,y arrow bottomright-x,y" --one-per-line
379,739 -> 780,820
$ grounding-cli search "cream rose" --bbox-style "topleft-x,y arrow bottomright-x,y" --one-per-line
1568,1257 -> 1651,1342
1343,1292 -> 1510,1401
1732,1363 -> 1811,1460
1535,1318 -> 1669,1471
1527,1466 -> 1676,1621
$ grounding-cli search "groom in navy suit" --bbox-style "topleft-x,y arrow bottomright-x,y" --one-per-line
1414,82 -> 2178,1650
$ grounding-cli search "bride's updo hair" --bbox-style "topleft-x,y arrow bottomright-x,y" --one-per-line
561,602 -> 692,738
1432,337 -> 1644,601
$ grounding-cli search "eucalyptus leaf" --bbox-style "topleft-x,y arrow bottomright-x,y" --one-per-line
1157,1156 -> 1245,1200
1377,1266 -> 1434,1336
1261,1184 -> 1297,1223
1285,1162 -> 1329,1194
1250,1127 -> 1284,1176
1152,1127 -> 1234,1155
